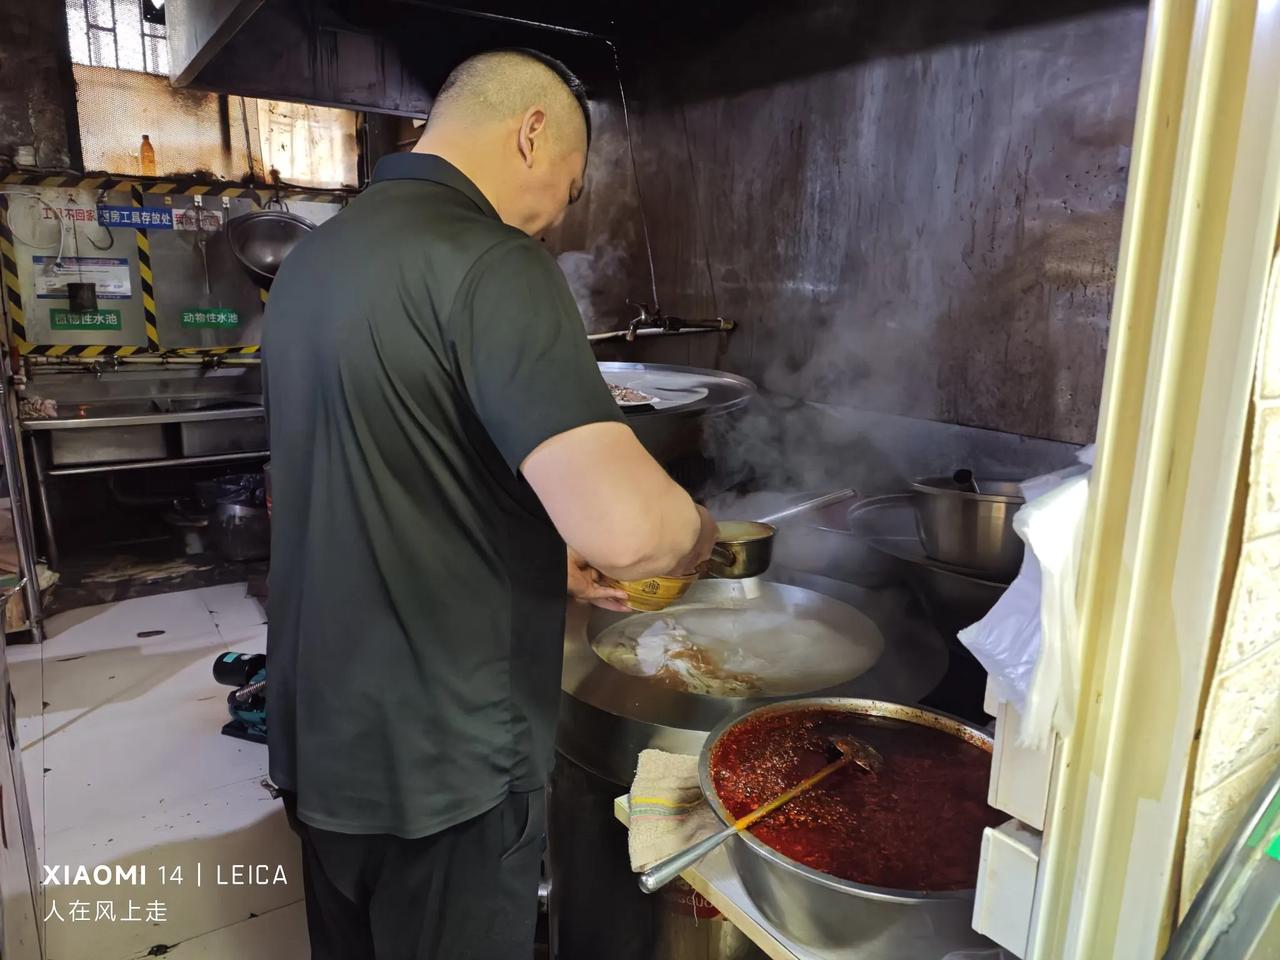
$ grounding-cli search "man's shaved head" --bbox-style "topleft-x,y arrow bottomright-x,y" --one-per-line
430,49 -> 590,151
415,48 -> 592,236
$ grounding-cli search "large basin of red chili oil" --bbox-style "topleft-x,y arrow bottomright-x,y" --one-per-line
707,701 -> 1004,892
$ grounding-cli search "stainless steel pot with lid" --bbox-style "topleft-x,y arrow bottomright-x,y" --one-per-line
598,362 -> 755,497
910,476 -> 1025,581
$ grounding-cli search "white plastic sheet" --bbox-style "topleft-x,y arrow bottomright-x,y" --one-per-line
958,446 -> 1094,748
1017,471 -> 1090,747
956,547 -> 1044,708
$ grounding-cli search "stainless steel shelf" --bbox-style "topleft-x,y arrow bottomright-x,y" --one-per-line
21,406 -> 266,431
46,449 -> 268,477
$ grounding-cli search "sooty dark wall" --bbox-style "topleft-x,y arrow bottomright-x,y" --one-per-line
549,1 -> 1148,445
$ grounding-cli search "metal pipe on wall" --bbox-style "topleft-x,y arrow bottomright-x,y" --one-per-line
587,326 -> 730,343
0,348 -> 45,641
25,355 -> 262,368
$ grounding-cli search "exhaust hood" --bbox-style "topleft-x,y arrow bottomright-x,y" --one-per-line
165,0 -> 620,117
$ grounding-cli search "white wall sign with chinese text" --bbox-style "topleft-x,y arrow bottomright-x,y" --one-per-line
95,205 -> 174,230
32,257 -> 132,300
172,208 -> 225,232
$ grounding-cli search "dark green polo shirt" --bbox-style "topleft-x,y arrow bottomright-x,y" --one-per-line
261,153 -> 622,837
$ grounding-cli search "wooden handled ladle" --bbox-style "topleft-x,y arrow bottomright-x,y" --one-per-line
638,735 -> 884,893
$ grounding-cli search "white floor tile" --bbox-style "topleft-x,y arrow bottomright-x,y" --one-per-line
45,591 -> 219,653
4,584 -> 302,960
41,689 -> 270,832
213,622 -> 268,655
196,584 -> 268,641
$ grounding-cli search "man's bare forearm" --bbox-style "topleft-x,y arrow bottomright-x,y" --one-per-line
523,422 -> 716,581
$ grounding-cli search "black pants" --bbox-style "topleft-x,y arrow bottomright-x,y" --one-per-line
283,790 -> 546,960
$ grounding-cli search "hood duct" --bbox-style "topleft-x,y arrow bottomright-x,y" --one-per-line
165,0 -> 620,118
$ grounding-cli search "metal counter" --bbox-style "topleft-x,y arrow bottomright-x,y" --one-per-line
19,398 -> 267,569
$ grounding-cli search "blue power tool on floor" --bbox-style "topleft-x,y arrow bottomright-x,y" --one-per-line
212,652 -> 267,744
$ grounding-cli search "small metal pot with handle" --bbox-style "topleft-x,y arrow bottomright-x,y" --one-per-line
705,521 -> 775,578
910,476 -> 1025,580
705,487 -> 857,579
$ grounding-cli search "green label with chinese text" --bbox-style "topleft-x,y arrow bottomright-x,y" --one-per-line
49,309 -> 123,331
181,308 -> 240,329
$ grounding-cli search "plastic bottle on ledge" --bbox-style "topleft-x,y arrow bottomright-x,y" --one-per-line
139,135 -> 156,176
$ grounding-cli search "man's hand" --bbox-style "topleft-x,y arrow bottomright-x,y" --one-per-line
567,548 -> 630,612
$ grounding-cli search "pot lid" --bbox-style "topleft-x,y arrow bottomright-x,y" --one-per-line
591,580 -> 885,699
598,362 -> 755,418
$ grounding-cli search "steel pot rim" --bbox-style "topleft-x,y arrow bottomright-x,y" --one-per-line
910,477 -> 1025,505
697,696 -> 993,904
214,502 -> 268,519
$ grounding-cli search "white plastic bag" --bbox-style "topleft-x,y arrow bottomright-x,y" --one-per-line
957,549 -> 1043,708
957,445 -> 1093,747
1016,472 -> 1090,748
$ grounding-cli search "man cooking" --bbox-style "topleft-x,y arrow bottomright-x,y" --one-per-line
262,49 -> 717,960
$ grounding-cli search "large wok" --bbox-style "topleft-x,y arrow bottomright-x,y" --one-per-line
227,210 -> 315,285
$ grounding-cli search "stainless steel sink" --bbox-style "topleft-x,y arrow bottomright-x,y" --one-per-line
151,398 -> 260,413
24,397 -> 264,430
24,396 -> 267,465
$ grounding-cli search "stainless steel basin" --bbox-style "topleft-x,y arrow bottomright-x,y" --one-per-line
699,698 -> 997,958
151,398 -> 259,413
179,418 -> 267,456
49,424 -> 168,466
29,396 -> 266,466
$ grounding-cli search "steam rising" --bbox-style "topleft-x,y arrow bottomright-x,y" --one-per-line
557,246 -> 630,335
704,393 -> 1080,516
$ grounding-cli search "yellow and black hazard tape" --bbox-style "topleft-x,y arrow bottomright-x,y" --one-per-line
130,185 -> 161,352
24,343 -> 148,358
0,194 -> 34,353
1,172 -> 351,205
2,171 -> 307,356
1,190 -> 151,355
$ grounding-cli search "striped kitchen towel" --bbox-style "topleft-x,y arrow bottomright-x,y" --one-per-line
628,748 -> 722,871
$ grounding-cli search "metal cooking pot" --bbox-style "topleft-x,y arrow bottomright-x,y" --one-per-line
706,521 -> 775,579
910,477 -> 1025,580
698,698 -> 996,958
598,362 -> 755,498
706,489 -> 856,579
164,509 -> 209,556
210,503 -> 270,562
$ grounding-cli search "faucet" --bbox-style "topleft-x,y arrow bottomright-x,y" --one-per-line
89,357 -> 121,379
625,301 -> 661,341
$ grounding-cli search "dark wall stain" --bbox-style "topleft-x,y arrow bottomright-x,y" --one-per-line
548,2 -> 1147,445
0,0 -> 77,168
